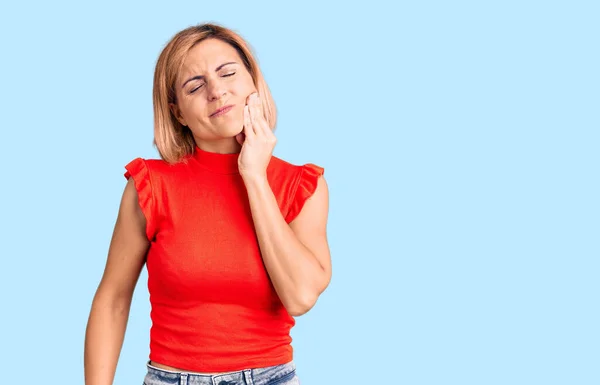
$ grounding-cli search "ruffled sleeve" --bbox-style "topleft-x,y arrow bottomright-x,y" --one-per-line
124,158 -> 157,241
284,163 -> 325,223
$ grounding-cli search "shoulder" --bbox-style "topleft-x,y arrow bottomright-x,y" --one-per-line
124,156 -> 167,171
267,155 -> 326,223
267,155 -> 324,179
124,156 -> 192,180
267,155 -> 297,172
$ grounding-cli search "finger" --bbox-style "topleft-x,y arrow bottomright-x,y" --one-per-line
246,92 -> 259,106
243,105 -> 255,139
252,94 -> 275,138
235,132 -> 245,146
249,93 -> 268,135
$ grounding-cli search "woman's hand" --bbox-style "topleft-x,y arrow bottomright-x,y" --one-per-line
236,92 -> 276,181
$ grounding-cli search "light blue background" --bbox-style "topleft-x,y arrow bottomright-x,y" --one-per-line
1,1 -> 598,384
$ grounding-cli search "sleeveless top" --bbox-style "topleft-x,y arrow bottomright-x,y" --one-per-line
123,145 -> 324,372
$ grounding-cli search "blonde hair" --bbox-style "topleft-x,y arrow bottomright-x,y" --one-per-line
152,23 -> 277,164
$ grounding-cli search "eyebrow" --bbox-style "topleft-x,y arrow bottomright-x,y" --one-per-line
181,61 -> 238,89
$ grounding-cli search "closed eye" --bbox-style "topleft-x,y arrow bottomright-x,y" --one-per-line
190,72 -> 236,93
190,84 -> 204,93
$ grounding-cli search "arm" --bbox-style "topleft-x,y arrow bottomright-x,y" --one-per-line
244,173 -> 332,316
84,177 -> 149,385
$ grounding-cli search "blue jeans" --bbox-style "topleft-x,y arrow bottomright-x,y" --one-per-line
143,360 -> 300,385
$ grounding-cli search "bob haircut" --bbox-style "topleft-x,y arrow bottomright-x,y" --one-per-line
152,23 -> 277,164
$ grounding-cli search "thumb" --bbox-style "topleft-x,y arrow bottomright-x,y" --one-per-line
235,132 -> 245,146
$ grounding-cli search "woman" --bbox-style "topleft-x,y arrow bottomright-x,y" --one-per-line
84,23 -> 331,385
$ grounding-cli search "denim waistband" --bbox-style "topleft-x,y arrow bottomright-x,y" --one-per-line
144,360 -> 297,385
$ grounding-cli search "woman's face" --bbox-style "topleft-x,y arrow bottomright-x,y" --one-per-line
170,38 -> 257,146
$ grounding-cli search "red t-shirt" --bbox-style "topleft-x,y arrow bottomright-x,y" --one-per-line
123,145 -> 324,372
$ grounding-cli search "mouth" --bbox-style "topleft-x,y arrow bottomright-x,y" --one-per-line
210,105 -> 234,117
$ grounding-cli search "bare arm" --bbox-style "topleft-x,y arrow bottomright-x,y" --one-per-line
243,174 -> 332,316
84,177 -> 149,385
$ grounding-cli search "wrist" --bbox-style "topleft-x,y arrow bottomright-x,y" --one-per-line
241,172 -> 268,187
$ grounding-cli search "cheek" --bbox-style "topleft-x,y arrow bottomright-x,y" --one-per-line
187,100 -> 209,120
238,74 -> 257,95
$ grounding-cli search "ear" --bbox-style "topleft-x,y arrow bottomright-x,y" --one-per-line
169,103 -> 187,126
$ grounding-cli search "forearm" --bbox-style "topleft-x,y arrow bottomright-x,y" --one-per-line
244,175 -> 326,316
84,294 -> 131,385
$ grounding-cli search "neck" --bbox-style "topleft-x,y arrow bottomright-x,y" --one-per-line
194,137 -> 241,154
191,139 -> 241,174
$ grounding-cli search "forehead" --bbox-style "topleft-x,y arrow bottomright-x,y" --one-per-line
180,38 -> 240,75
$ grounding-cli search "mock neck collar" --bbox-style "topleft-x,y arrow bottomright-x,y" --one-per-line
192,145 -> 240,174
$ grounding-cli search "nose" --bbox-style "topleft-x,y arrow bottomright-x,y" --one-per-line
207,78 -> 226,101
